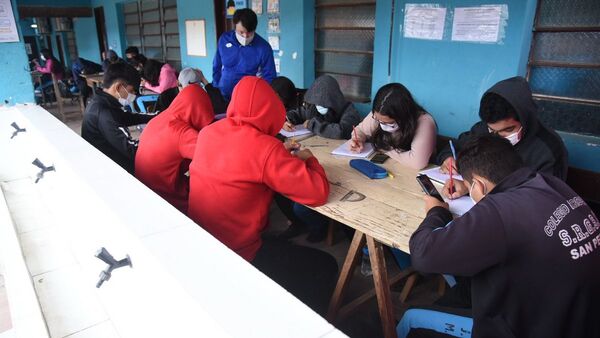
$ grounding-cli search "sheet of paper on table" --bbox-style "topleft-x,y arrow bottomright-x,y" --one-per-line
447,195 -> 474,216
279,125 -> 313,138
331,141 -> 375,158
420,166 -> 464,184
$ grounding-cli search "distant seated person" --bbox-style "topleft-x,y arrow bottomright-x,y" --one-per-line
125,46 -> 147,72
178,67 -> 230,118
101,50 -> 124,72
71,57 -> 103,106
284,75 -> 360,140
211,8 -> 276,114
142,59 -> 178,94
438,76 -> 568,200
351,83 -> 437,170
81,63 -> 154,174
271,76 -> 299,113
187,77 -> 337,315
33,48 -> 65,101
135,83 -> 214,213
399,134 -> 600,338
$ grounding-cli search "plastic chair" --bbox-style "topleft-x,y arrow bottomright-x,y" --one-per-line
135,95 -> 159,114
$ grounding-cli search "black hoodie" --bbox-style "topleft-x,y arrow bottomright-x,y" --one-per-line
286,75 -> 360,139
81,89 -> 153,174
410,168 -> 600,338
438,77 -> 568,180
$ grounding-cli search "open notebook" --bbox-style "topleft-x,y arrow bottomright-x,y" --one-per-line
279,125 -> 313,138
420,166 -> 464,184
331,141 -> 375,158
447,196 -> 475,216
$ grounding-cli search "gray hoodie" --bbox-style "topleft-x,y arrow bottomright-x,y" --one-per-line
287,75 -> 361,139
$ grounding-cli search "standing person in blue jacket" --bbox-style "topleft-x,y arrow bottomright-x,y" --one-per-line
211,8 -> 276,114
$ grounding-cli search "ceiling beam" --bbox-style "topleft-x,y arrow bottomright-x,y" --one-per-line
18,6 -> 93,18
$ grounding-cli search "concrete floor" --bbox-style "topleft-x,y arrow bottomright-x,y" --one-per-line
0,101 -> 443,338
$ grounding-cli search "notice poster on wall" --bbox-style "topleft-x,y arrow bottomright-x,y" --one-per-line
267,0 -> 279,14
404,4 -> 446,40
268,35 -> 279,51
268,17 -> 280,33
226,0 -> 248,18
451,6 -> 503,43
252,0 -> 262,14
274,57 -> 280,73
186,20 -> 207,57
0,0 -> 20,43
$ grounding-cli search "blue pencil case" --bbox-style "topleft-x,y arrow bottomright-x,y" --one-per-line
349,159 -> 388,179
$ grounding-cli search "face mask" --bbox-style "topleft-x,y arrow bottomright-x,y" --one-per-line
469,179 -> 487,205
117,86 -> 136,107
380,122 -> 399,133
315,105 -> 328,115
504,126 -> 523,146
40,54 -> 46,61
235,32 -> 254,46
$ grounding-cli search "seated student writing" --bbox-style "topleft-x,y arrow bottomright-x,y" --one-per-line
81,63 -> 154,174
437,76 -> 568,199
142,59 -> 178,94
400,134 -> 600,338
283,75 -> 360,139
187,77 -> 338,314
350,83 -> 437,169
135,84 -> 214,213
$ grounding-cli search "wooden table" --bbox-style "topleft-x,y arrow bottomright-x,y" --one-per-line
301,136 -> 427,338
81,73 -> 104,89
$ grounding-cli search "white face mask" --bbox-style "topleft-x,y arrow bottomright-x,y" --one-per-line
504,126 -> 523,146
117,86 -> 136,107
40,54 -> 46,61
380,122 -> 399,133
235,32 -> 254,46
315,105 -> 328,115
469,179 -> 487,205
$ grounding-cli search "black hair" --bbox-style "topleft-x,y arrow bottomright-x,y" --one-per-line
271,76 -> 297,109
457,134 -> 524,184
106,50 -> 120,63
233,8 -> 258,32
142,59 -> 164,87
370,83 -> 425,151
125,46 -> 139,56
103,62 -> 141,89
129,54 -> 147,69
479,92 -> 519,124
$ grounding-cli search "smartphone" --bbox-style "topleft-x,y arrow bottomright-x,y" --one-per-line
416,174 -> 444,202
371,153 -> 390,164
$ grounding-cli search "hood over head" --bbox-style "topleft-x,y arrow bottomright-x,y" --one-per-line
226,76 -> 286,136
480,76 -> 539,136
166,83 -> 214,130
304,75 -> 348,115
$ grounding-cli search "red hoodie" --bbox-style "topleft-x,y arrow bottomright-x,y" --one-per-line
135,84 -> 214,213
188,77 -> 330,261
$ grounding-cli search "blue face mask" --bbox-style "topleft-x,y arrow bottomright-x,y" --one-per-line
315,105 -> 328,115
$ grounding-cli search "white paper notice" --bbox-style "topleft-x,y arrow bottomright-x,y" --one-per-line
452,6 -> 503,43
404,4 -> 446,40
185,20 -> 206,56
274,57 -> 280,73
0,0 -> 20,43
268,35 -> 279,51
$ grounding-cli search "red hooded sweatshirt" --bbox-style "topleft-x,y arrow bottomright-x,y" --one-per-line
188,77 -> 330,261
135,84 -> 214,213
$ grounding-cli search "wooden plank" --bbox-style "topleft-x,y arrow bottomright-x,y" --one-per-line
367,236 -> 397,338
327,230 -> 365,322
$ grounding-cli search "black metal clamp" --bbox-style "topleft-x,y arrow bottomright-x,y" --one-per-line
95,247 -> 132,288
10,122 -> 26,139
31,158 -> 55,183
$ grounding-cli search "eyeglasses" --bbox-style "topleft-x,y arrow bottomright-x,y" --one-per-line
371,112 -> 396,127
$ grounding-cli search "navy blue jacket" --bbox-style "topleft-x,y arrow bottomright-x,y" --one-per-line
212,31 -> 276,101
410,168 -> 600,338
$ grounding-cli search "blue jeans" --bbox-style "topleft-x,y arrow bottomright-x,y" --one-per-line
293,203 -> 329,234
397,308 -> 473,338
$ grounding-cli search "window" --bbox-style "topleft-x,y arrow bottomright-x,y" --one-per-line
123,0 -> 181,70
315,0 -> 376,103
526,0 -> 600,136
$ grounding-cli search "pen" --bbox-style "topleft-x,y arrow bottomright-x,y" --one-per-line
352,125 -> 358,141
449,140 -> 457,160
449,157 -> 455,194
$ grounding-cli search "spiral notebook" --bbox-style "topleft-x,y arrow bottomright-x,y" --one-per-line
331,141 -> 375,158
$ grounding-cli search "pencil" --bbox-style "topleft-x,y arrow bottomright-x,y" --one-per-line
449,157 -> 455,194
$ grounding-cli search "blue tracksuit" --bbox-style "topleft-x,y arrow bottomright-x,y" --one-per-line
212,31 -> 276,101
